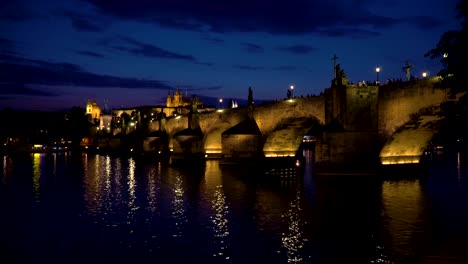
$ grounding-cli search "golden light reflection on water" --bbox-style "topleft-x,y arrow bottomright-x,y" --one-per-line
2,155 -> 10,184
127,157 -> 137,235
128,158 -> 136,208
382,179 -> 425,260
32,153 -> 42,203
205,160 -> 222,188
204,161 -> 231,259
172,172 -> 185,237
104,156 -> 111,195
211,185 -> 230,259
146,163 -> 159,213
281,190 -> 304,264
83,154 -> 103,215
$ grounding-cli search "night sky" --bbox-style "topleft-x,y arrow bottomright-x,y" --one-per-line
0,0 -> 461,111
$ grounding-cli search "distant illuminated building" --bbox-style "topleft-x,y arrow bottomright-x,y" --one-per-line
166,87 -> 191,108
86,99 -> 101,121
165,87 -> 205,116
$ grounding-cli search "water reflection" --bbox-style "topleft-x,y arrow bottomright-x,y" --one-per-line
172,172 -> 185,238
381,179 -> 426,263
146,162 -> 160,213
281,190 -> 304,263
52,153 -> 57,177
2,155 -> 11,184
211,185 -> 230,259
457,152 -> 461,185
2,153 -> 467,263
83,154 -> 103,215
32,153 -> 42,203
128,157 -> 136,209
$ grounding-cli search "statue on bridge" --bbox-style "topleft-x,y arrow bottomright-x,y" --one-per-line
189,96 -> 200,129
247,87 -> 254,119
332,64 -> 348,86
248,86 -> 253,106
402,61 -> 413,81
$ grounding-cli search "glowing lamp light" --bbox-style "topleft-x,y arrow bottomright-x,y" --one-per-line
422,72 -> 428,78
376,67 -> 381,82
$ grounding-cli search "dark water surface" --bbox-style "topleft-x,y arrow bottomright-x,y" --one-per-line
1,150 -> 467,263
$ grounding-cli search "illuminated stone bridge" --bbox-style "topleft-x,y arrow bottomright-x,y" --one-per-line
161,96 -> 325,157
117,77 -> 448,167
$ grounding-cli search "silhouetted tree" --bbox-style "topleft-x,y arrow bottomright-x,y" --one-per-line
425,0 -> 468,95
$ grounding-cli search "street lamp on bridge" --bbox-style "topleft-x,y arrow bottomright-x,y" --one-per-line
375,67 -> 381,83
219,98 -> 223,108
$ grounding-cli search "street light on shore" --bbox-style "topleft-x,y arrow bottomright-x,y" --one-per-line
375,67 -> 381,83
422,72 -> 428,78
290,85 -> 294,98
219,98 -> 223,108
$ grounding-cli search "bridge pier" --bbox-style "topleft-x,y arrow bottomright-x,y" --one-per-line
315,131 -> 380,174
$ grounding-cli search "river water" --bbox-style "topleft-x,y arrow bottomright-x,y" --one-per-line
1,149 -> 467,264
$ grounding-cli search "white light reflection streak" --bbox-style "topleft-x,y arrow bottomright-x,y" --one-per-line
114,158 -> 122,202
211,185 -> 230,259
32,153 -> 42,203
83,154 -> 101,215
281,191 -> 304,263
172,172 -> 185,237
104,155 -> 111,195
147,163 -> 160,213
128,157 -> 137,211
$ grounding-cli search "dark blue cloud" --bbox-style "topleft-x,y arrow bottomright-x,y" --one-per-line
76,50 -> 105,58
0,54 -> 173,93
403,16 -> 442,30
274,65 -> 298,71
63,11 -> 104,32
234,65 -> 265,71
0,37 -> 15,52
241,42 -> 264,54
0,83 -> 57,96
112,36 -> 197,62
277,44 -> 317,54
82,0 -> 406,38
317,27 -> 379,39
203,36 -> 225,44
178,84 -> 222,91
0,2 -> 37,22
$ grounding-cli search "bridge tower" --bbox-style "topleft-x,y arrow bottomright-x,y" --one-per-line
316,65 -> 380,172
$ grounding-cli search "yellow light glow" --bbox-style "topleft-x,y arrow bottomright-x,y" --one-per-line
206,150 -> 222,154
376,67 -> 381,73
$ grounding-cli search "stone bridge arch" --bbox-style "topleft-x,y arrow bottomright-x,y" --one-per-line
263,117 -> 321,157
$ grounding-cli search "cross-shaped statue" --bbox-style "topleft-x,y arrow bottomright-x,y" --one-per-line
402,61 -> 413,81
